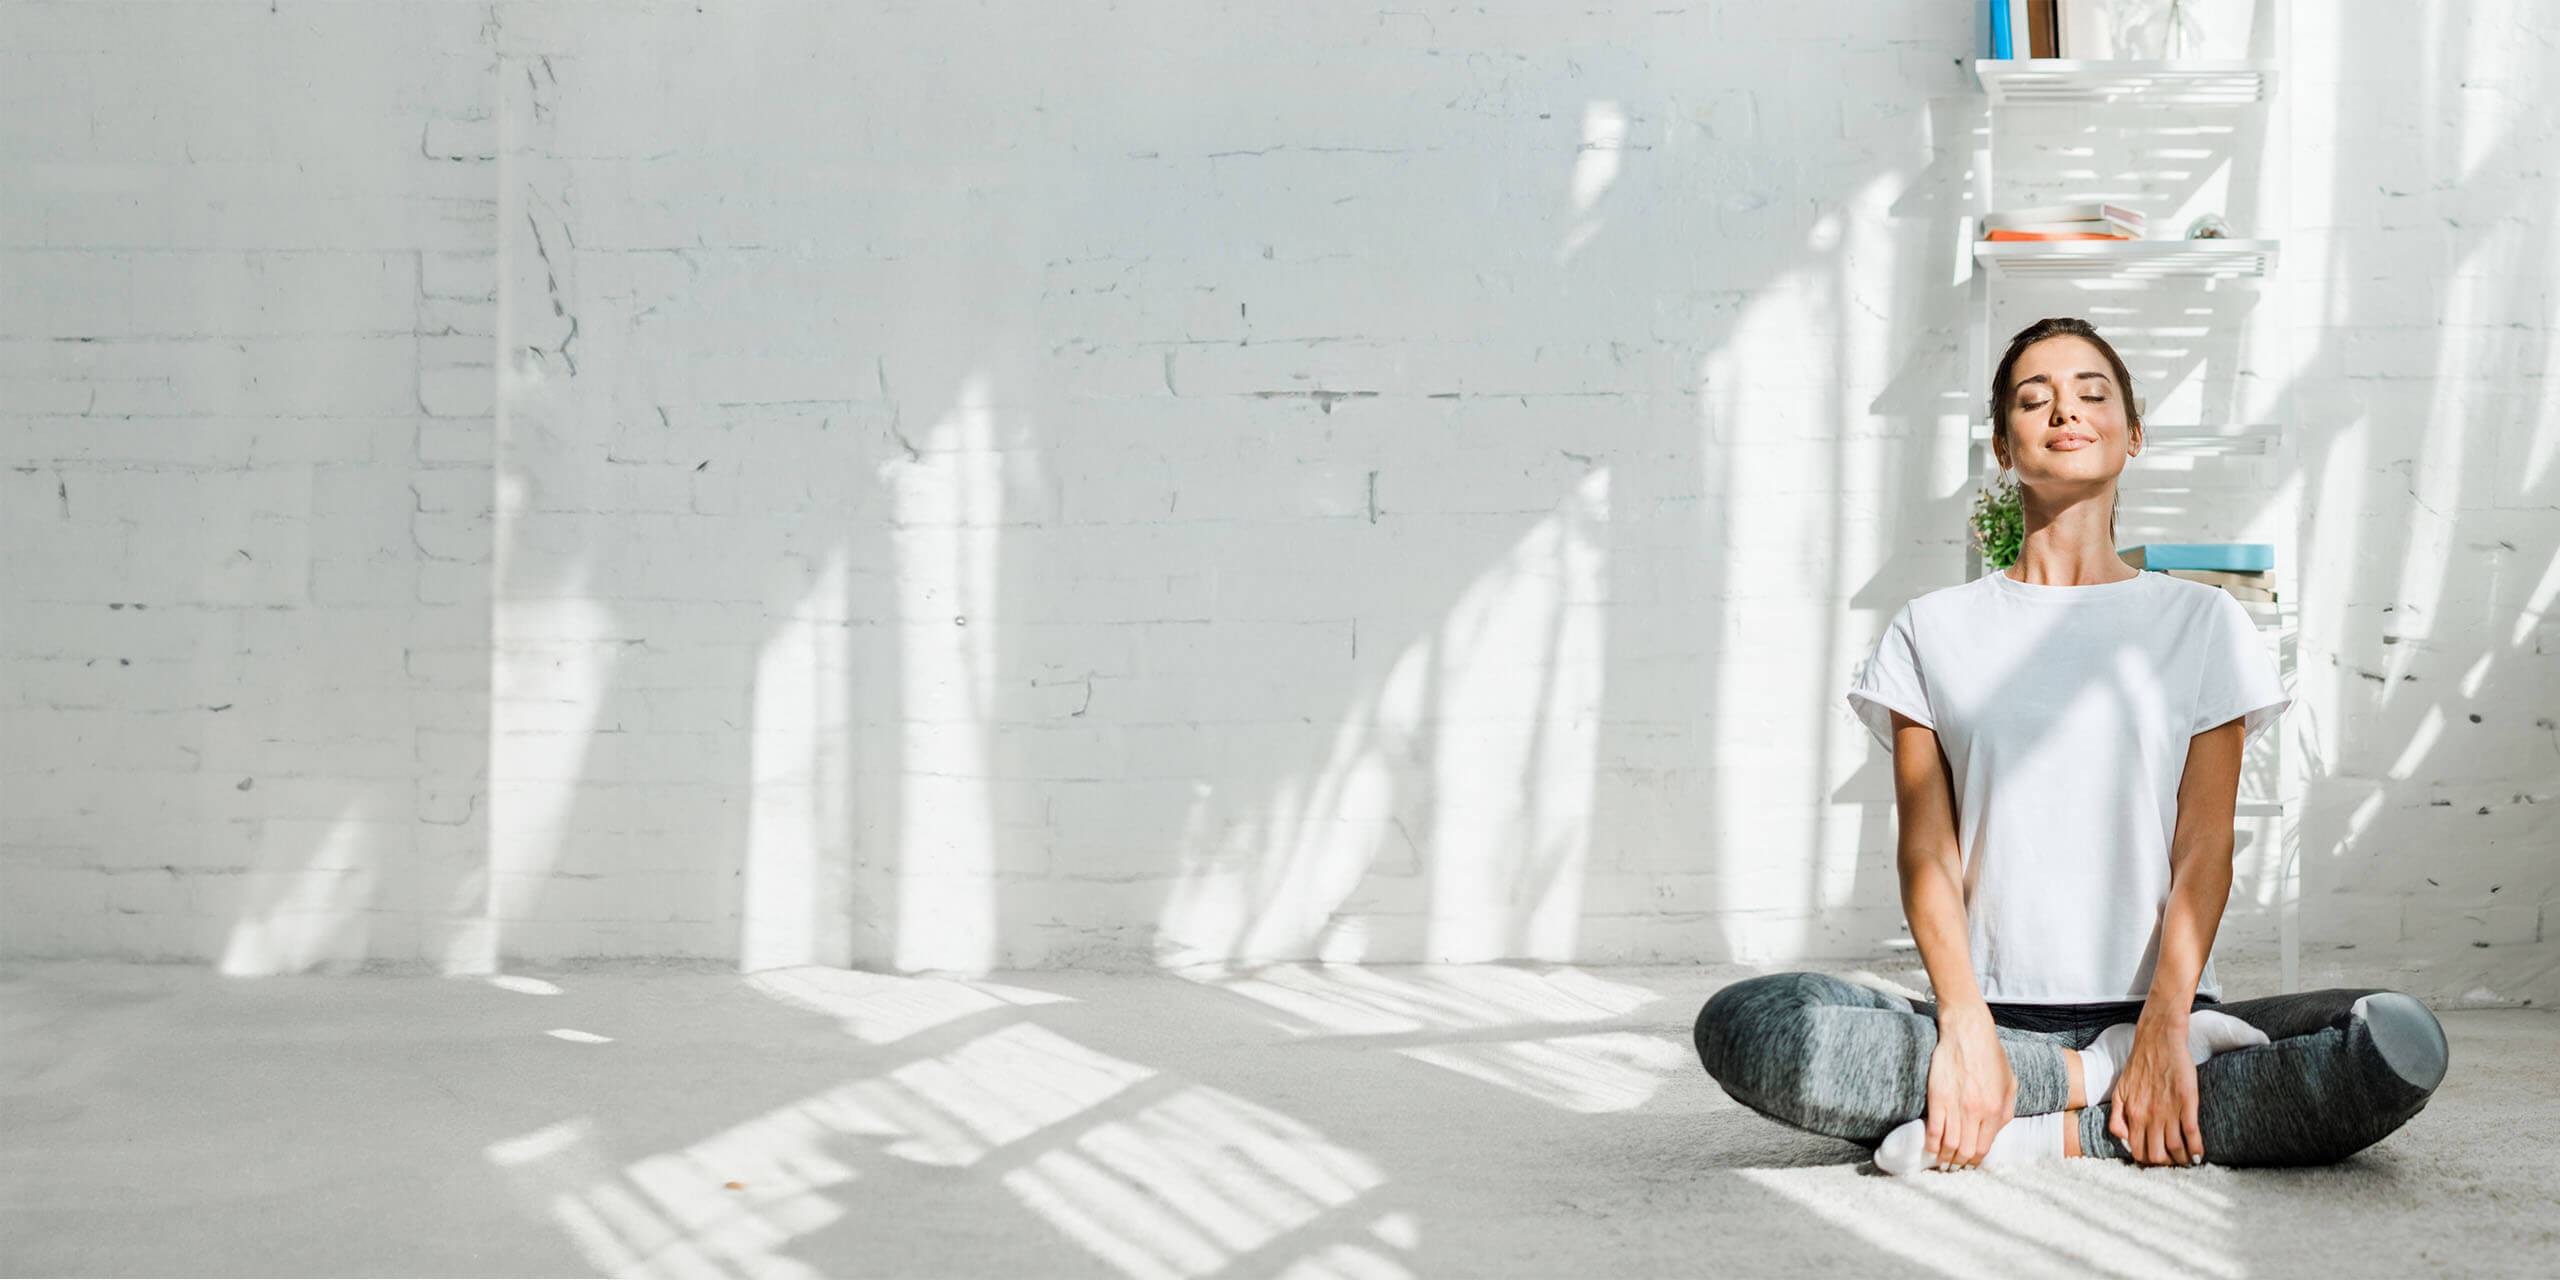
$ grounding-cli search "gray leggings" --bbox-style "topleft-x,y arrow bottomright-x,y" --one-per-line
1692,972 -> 2449,1166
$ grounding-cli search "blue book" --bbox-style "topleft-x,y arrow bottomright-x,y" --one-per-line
1991,0 -> 2013,58
2119,544 -> 2275,572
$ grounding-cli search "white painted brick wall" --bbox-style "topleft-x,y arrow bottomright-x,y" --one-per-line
2,0 -> 497,972
4,1 -> 2553,1004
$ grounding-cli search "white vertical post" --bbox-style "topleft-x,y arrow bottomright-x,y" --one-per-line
1964,71 -> 1996,583
2274,0 -> 2302,995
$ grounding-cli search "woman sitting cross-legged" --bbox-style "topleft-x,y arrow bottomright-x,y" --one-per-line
1693,317 -> 2447,1173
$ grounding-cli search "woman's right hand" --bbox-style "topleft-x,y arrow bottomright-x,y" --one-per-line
1924,1007 -> 2017,1170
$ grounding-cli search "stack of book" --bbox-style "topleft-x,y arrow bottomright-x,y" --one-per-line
1990,1 -> 2141,59
2119,543 -> 2278,605
1982,202 -> 2145,241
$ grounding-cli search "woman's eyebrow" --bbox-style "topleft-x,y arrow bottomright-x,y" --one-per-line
2016,370 -> 2113,388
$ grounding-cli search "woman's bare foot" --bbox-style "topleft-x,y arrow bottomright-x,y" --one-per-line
2064,1047 -> 2088,1109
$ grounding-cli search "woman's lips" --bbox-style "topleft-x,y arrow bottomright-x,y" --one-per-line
2050,435 -> 2094,450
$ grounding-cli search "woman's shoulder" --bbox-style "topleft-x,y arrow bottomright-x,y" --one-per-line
1901,573 -> 2002,618
2145,572 -> 2245,616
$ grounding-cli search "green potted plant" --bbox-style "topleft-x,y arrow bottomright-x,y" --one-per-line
1969,472 -> 2024,570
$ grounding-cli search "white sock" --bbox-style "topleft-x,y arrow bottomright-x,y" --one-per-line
1875,1110 -> 2066,1175
2078,1009 -> 2271,1104
2075,1023 -> 2139,1105
2190,1008 -> 2274,1058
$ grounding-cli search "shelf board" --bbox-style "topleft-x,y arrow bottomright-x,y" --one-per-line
1973,58 -> 2280,106
1974,238 -> 2278,279
1970,421 -> 2279,456
2243,597 -> 2294,630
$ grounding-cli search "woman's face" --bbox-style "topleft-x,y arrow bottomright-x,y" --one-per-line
1999,334 -> 2137,482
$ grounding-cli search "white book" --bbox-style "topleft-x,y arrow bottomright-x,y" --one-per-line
2059,0 -> 2117,59
1995,218 -> 2142,237
1984,202 -> 2147,231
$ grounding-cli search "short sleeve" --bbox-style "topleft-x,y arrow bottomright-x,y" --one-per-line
2191,591 -> 2291,750
1847,603 -> 1934,753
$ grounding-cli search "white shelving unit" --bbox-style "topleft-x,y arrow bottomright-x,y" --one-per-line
1959,49 -> 2306,992
1974,58 -> 2279,107
1973,237 -> 2279,279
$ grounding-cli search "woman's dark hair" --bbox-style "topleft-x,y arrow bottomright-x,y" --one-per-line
1989,316 -> 2142,544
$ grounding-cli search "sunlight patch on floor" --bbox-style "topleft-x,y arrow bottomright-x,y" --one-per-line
488,977 -> 1410,1278
1734,1162 -> 2242,1280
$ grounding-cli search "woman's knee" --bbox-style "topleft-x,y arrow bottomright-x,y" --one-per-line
2198,990 -> 2447,1167
2351,990 -> 2449,1096
1693,971 -> 1873,1081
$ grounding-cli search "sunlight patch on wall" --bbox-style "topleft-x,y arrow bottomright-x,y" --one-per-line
2289,6 -> 2344,332
2516,543 -> 2560,649
1557,100 -> 1627,263
2304,414 -> 2365,747
2455,1 -> 2513,181
887,374 -> 1004,973
1703,288 -> 1832,962
2384,705 -> 2444,782
2525,359 -> 2560,499
1155,471 -> 1609,967
1426,468 -> 1608,963
742,543 -> 855,971
1162,723 -> 1399,966
217,798 -> 384,976
2401,264 -> 2483,667
470,585 -> 620,975
1693,194 -> 1941,940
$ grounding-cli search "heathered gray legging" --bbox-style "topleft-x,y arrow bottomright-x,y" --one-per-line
1692,972 -> 2448,1166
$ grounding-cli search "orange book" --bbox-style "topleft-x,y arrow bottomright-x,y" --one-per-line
1984,230 -> 2133,241
2029,0 -> 2058,58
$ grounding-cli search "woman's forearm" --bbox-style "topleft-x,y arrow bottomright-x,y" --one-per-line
1900,850 -> 1989,1020
2143,835 -> 2236,1018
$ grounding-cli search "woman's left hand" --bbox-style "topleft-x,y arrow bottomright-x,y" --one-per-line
2106,1015 -> 2203,1167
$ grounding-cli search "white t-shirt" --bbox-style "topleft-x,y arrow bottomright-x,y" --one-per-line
1846,568 -> 2291,1003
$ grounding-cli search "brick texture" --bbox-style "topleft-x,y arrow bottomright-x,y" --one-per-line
2,2 -> 2551,1005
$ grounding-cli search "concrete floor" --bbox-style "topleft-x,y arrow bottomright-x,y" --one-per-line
5,957 -> 2556,1280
